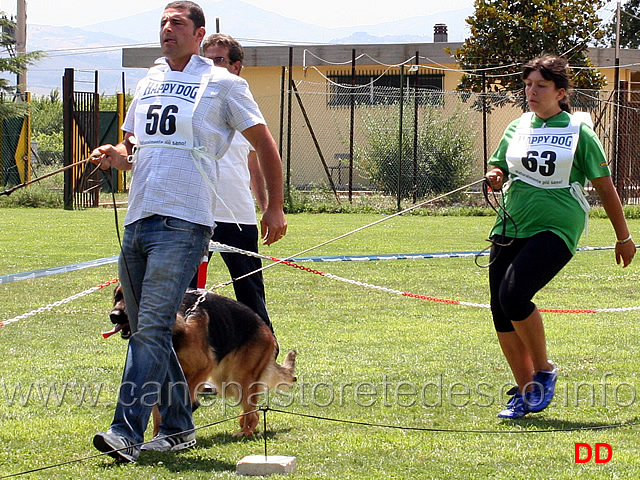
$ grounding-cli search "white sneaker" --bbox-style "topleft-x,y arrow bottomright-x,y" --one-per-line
93,430 -> 140,463
141,432 -> 196,452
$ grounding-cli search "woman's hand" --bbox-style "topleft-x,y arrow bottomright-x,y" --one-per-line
615,238 -> 636,268
485,167 -> 506,191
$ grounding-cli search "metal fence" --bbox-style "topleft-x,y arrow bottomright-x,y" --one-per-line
254,80 -> 640,208
19,80 -> 640,210
0,114 -> 30,188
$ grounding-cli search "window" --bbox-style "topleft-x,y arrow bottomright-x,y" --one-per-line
327,69 -> 444,107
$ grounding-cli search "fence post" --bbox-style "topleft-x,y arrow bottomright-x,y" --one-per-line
617,81 -> 629,203
279,66 -> 285,161
25,91 -> 31,184
397,65 -> 405,210
286,47 -> 293,206
482,69 -> 488,173
412,51 -> 419,204
116,92 -> 125,192
349,49 -> 356,203
62,68 -> 74,210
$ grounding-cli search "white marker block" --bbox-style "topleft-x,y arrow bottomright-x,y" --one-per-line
236,455 -> 297,476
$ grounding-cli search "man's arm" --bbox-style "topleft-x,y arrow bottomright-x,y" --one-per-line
248,150 -> 268,213
89,133 -> 135,171
241,124 -> 287,245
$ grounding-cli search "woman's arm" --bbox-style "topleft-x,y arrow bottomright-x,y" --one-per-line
591,175 -> 636,267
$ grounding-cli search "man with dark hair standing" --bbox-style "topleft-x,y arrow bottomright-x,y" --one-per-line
194,32 -> 283,334
90,2 -> 286,463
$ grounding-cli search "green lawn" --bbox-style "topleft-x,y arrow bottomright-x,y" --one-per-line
1,208 -> 639,479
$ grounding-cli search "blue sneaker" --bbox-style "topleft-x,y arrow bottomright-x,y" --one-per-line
527,362 -> 558,413
498,387 -> 530,419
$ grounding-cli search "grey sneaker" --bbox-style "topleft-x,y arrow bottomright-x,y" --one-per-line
93,430 -> 140,463
141,431 -> 196,452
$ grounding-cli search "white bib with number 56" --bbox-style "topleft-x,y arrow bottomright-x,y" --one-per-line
134,69 -> 209,149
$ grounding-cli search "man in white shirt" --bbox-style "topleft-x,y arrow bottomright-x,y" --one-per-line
191,33 -> 285,335
89,1 -> 286,463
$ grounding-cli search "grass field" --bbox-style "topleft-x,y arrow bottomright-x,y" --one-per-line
1,207 -> 639,479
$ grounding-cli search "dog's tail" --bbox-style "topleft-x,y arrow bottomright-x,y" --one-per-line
263,350 -> 297,390
281,350 -> 297,382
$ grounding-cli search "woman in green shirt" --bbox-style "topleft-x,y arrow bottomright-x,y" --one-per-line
485,55 -> 635,419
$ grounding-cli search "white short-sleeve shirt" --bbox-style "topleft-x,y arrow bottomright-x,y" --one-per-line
214,132 -> 257,225
122,55 -> 265,228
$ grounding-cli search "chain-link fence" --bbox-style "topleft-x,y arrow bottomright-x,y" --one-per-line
15,80 -> 640,210
254,80 -> 640,208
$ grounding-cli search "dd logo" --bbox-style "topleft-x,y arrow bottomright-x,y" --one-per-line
574,443 -> 612,464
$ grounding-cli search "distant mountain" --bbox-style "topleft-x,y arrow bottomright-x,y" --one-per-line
84,0 -> 344,45
330,32 -> 432,44
26,25 -> 147,96
24,0 -> 472,95
83,0 -> 471,44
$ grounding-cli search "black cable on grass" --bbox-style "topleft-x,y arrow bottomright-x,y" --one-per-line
2,403 -> 635,479
264,407 -> 638,435
0,412 -> 249,479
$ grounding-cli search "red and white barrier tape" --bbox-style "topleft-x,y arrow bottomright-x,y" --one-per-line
210,242 -> 640,314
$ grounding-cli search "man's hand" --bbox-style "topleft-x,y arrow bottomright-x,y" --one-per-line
260,207 -> 287,245
89,134 -> 135,171
89,144 -> 120,170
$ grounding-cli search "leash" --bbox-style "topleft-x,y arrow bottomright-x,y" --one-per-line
185,178 -> 488,315
474,179 -> 518,268
0,158 -> 91,196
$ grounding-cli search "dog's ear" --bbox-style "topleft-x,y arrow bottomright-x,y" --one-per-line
113,284 -> 123,302
110,285 -> 128,325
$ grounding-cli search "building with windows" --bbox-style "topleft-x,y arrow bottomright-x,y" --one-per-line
122,39 -> 640,196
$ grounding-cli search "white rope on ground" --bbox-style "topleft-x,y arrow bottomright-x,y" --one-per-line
0,279 -> 119,327
209,241 -> 640,314
211,241 -> 491,308
225,178 -> 488,286
0,244 -> 620,285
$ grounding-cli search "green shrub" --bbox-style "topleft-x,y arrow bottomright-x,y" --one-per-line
0,163 -> 63,208
357,103 -> 476,200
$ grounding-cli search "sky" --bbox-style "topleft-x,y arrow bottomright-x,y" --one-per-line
0,0 -> 475,29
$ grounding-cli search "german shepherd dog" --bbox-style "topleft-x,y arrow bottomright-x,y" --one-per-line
106,285 -> 297,437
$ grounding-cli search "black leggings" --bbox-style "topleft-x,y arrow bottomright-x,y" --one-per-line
489,231 -> 572,333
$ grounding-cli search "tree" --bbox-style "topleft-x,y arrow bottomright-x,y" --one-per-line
0,14 -> 43,119
601,0 -> 640,49
31,90 -> 63,165
31,89 -> 62,135
451,0 -> 606,109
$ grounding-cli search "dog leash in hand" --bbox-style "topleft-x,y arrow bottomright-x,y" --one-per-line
0,158 -> 91,196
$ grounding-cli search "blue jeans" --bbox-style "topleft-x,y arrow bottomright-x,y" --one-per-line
111,215 -> 212,444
